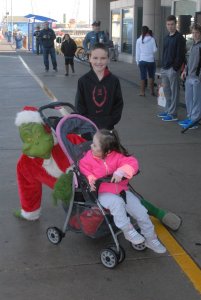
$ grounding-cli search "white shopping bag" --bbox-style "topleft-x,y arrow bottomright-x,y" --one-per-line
157,84 -> 166,107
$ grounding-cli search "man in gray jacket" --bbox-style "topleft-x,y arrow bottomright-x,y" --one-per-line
179,24 -> 201,129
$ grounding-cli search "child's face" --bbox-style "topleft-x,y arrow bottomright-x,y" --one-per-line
91,134 -> 103,158
89,49 -> 109,74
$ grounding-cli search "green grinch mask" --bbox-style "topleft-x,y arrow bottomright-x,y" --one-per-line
19,123 -> 54,159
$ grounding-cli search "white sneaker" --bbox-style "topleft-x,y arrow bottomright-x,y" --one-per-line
123,226 -> 145,245
145,238 -> 166,254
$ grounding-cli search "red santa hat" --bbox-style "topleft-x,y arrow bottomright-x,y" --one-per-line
15,106 -> 44,127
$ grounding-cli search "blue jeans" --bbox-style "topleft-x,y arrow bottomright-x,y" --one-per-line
16,39 -> 22,49
139,61 -> 155,80
43,47 -> 57,70
36,40 -> 43,54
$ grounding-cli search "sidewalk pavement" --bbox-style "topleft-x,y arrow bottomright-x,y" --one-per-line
0,38 -> 201,300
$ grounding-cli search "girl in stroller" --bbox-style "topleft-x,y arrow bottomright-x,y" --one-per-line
79,129 -> 166,254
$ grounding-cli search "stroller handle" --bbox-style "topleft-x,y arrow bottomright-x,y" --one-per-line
39,102 -> 78,114
38,102 -> 78,127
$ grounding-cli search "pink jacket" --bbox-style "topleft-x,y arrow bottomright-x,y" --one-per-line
79,150 -> 139,194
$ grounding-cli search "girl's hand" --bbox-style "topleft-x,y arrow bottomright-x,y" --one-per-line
111,174 -> 122,183
90,180 -> 96,191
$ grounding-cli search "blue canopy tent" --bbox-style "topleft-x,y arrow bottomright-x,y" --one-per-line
24,14 -> 57,23
25,14 -> 57,52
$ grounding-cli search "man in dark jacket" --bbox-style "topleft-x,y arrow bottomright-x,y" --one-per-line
158,15 -> 186,121
39,22 -> 57,71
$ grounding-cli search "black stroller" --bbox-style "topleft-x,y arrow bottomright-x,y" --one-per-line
39,102 -> 146,269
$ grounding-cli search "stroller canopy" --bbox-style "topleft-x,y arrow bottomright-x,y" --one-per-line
56,114 -> 98,164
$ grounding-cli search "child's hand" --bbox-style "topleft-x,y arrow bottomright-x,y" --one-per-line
111,174 -> 122,183
88,175 -> 97,191
90,180 -> 96,191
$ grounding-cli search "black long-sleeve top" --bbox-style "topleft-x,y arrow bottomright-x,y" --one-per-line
75,69 -> 123,130
61,38 -> 77,57
162,30 -> 186,71
39,28 -> 56,48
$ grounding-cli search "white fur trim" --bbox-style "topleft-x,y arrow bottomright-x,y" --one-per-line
21,208 -> 41,220
15,110 -> 43,127
43,156 -> 63,178
52,133 -> 58,145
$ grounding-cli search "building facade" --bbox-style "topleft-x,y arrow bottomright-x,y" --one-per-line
93,0 -> 201,63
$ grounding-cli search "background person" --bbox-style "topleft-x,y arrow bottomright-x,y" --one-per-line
39,22 -> 57,72
179,24 -> 201,130
15,29 -> 23,50
158,15 -> 186,122
33,25 -> 43,55
136,26 -> 157,96
61,33 -> 77,76
83,21 -> 109,53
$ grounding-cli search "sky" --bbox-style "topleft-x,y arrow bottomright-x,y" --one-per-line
1,0 -> 92,23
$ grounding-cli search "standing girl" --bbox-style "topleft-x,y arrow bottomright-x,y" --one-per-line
61,34 -> 77,76
79,129 -> 166,253
136,26 -> 157,96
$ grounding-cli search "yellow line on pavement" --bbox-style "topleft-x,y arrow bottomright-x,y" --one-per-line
152,218 -> 201,294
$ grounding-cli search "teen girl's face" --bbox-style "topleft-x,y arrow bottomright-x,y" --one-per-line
91,134 -> 103,158
89,49 -> 109,74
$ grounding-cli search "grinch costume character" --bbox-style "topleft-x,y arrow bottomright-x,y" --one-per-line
14,106 -> 181,231
15,106 -> 78,220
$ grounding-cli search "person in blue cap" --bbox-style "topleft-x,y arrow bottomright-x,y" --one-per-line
83,21 -> 109,53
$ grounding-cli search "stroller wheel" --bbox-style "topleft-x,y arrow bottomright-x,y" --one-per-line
46,227 -> 64,245
100,248 -> 118,269
107,244 -> 126,263
131,241 -> 146,251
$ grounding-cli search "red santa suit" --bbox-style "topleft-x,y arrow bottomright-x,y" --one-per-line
17,143 -> 70,220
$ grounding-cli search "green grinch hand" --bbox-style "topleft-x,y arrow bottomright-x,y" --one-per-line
52,172 -> 73,206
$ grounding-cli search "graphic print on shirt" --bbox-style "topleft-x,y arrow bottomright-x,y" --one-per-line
92,85 -> 108,112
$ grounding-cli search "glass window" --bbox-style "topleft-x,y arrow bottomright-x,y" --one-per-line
173,0 -> 196,16
122,8 -> 133,54
111,9 -> 121,47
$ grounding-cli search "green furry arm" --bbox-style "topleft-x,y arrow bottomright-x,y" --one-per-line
52,172 -> 73,206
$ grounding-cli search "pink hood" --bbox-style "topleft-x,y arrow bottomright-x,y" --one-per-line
79,150 -> 139,194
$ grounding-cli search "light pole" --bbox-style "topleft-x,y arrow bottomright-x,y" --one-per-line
89,0 -> 91,27
10,0 -> 13,43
